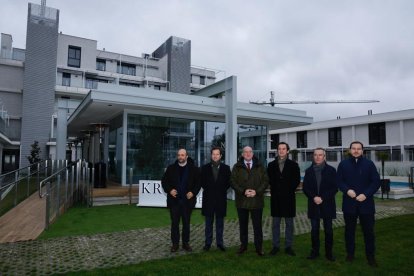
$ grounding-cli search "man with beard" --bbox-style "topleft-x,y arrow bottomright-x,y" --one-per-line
162,148 -> 201,253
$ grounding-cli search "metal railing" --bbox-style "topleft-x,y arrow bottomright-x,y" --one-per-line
39,160 -> 93,229
0,160 -> 55,216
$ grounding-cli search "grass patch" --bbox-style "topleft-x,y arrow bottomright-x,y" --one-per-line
64,214 -> 414,275
40,193 -> 327,239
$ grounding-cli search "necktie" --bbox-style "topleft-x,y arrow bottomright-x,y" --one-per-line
247,162 -> 251,171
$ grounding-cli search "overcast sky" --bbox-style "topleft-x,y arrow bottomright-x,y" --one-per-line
1,0 -> 413,121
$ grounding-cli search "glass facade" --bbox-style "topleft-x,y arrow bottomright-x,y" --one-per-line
120,113 -> 267,184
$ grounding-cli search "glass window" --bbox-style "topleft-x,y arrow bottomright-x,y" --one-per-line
328,127 -> 342,147
391,149 -> 401,161
369,122 -> 386,144
119,81 -> 140,87
85,78 -> 108,89
96,58 -> 106,71
117,62 -> 136,76
297,131 -> 307,148
200,76 -> 206,85
62,72 -> 70,86
326,151 -> 337,162
154,85 -> 161,90
68,46 -> 81,68
408,149 -> 414,161
270,134 -> 279,150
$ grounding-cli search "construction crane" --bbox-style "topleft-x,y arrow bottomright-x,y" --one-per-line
249,91 -> 379,107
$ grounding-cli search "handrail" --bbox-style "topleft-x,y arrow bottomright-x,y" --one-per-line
39,161 -> 75,198
0,160 -> 48,179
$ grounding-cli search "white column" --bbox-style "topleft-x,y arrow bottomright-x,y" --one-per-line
56,99 -> 68,160
225,76 -> 237,168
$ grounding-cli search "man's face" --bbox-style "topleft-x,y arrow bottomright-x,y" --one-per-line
177,149 -> 188,164
277,144 -> 289,159
211,149 -> 222,163
313,150 -> 325,165
350,143 -> 363,158
242,147 -> 253,162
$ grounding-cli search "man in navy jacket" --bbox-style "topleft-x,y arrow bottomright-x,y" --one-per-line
337,141 -> 380,267
303,148 -> 337,261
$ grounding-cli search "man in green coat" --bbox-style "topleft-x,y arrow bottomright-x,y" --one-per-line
231,146 -> 268,256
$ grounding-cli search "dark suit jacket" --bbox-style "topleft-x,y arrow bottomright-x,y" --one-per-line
303,163 -> 338,219
337,156 -> 380,214
268,158 -> 301,217
201,162 -> 231,217
161,158 -> 201,208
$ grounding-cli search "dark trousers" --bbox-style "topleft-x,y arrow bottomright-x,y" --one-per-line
272,217 -> 294,249
204,215 -> 224,246
344,213 -> 375,257
170,202 -> 193,245
237,208 -> 263,250
310,218 -> 333,255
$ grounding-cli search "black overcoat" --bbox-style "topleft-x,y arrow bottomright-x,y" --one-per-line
267,158 -> 301,217
303,163 -> 338,219
200,162 -> 231,217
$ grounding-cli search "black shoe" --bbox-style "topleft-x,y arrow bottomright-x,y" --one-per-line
367,256 -> 378,267
217,245 -> 226,252
285,247 -> 296,256
346,255 -> 354,262
203,245 -> 211,251
269,247 -> 280,255
307,251 -> 319,260
182,243 -> 193,252
237,245 -> 247,255
170,244 -> 179,253
256,248 -> 265,256
325,254 -> 336,262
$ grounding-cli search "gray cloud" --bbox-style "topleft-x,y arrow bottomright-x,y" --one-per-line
1,0 -> 413,121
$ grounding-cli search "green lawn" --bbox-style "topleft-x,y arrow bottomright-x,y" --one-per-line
40,193 -> 339,239
63,214 -> 414,275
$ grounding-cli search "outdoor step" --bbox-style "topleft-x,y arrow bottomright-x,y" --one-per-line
92,196 -> 138,206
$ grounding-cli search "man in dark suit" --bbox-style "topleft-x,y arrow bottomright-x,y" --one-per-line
303,148 -> 338,261
162,148 -> 201,253
201,147 -> 231,251
268,142 -> 301,256
337,141 -> 381,267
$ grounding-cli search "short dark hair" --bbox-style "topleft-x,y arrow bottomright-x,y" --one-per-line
277,142 -> 290,151
349,141 -> 364,149
211,147 -> 222,155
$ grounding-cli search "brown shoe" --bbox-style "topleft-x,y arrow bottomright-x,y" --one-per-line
182,243 -> 193,252
170,244 -> 179,253
237,245 -> 247,255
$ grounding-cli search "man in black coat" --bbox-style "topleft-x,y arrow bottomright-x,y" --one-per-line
303,148 -> 338,261
161,148 -> 201,253
201,147 -> 231,251
268,142 -> 301,256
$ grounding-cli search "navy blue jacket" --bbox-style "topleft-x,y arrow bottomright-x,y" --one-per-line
201,162 -> 231,217
161,158 -> 201,208
303,163 -> 338,219
337,156 -> 380,214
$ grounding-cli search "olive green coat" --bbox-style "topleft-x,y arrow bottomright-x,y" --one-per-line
231,157 -> 268,209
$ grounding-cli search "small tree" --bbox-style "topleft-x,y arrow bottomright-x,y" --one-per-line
377,151 -> 389,180
290,149 -> 299,162
27,140 -> 42,167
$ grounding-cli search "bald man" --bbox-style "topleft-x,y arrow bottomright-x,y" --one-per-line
162,148 -> 201,253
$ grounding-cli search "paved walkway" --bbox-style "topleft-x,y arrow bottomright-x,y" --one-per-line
1,200 -> 413,275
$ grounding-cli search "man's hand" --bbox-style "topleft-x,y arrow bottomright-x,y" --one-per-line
356,194 -> 366,202
313,196 -> 323,205
347,189 -> 356,198
245,189 -> 256,197
186,191 -> 194,199
170,189 -> 177,198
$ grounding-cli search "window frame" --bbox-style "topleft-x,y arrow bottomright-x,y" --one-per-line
68,45 -> 81,68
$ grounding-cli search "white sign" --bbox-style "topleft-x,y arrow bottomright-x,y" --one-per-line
137,180 -> 203,208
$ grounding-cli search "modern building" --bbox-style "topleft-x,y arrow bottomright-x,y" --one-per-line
0,2 -> 313,185
269,109 -> 414,176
